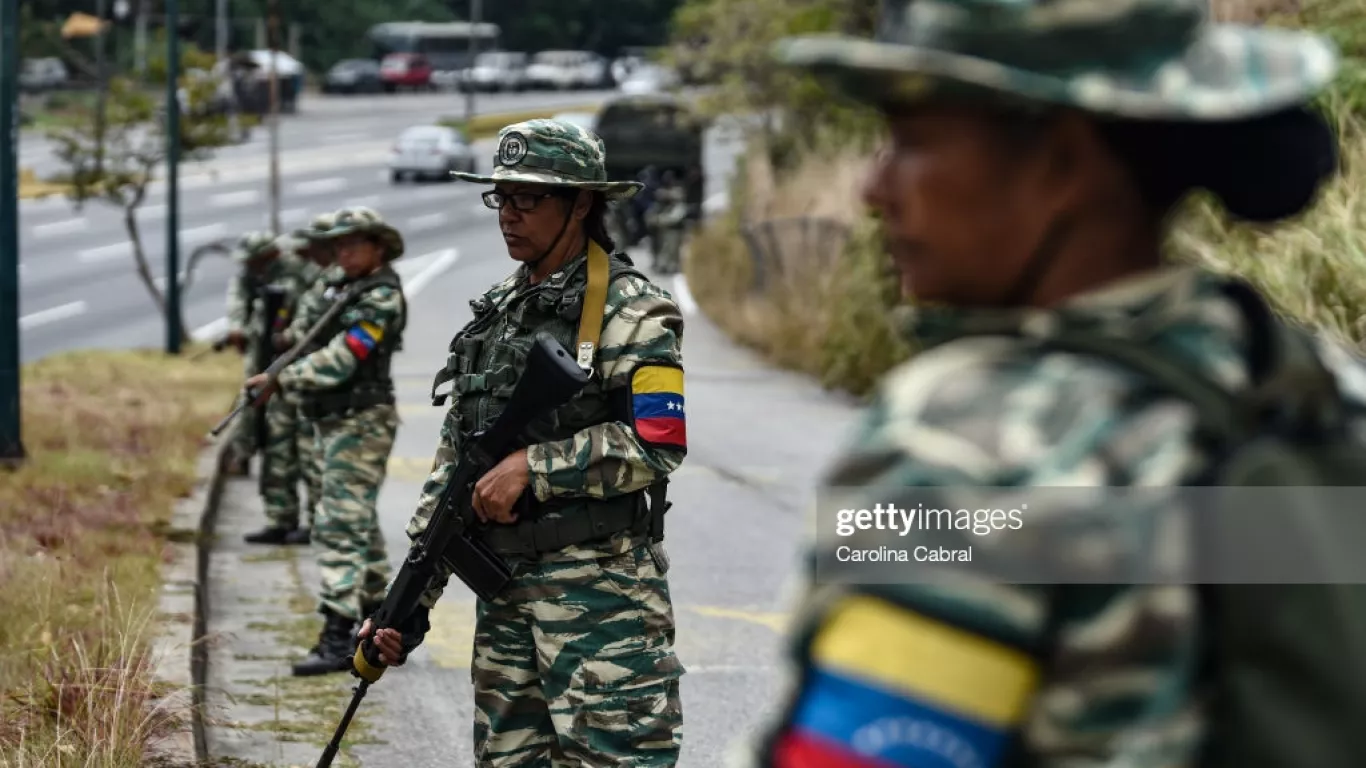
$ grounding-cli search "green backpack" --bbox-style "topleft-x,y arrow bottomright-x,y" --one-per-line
935,278 -> 1366,767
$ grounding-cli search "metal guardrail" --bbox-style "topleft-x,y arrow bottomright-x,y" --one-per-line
739,215 -> 852,293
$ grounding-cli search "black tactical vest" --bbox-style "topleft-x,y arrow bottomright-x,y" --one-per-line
434,250 -> 662,557
299,266 -> 407,419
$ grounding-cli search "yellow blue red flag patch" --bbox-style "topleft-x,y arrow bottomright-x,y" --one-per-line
631,364 -> 685,450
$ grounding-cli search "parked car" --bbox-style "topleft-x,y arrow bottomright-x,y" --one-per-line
19,58 -> 68,93
618,64 -> 681,95
389,125 -> 475,183
525,50 -> 612,90
465,51 -> 529,92
322,59 -> 383,94
379,53 -> 435,92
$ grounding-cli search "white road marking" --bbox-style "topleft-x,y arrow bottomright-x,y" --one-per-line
78,242 -> 133,263
31,218 -> 88,238
182,223 -> 228,243
210,189 -> 261,208
406,212 -> 448,232
322,131 -> 368,144
402,249 -> 461,297
20,300 -> 87,330
292,177 -> 348,196
673,273 -> 698,316
345,195 -> 381,209
191,248 -> 460,341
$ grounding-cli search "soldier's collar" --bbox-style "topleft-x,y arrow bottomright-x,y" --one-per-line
899,265 -> 1208,346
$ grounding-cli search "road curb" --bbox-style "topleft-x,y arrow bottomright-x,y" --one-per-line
145,430 -> 231,765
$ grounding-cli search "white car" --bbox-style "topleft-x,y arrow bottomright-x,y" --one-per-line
551,111 -> 598,131
618,64 -> 680,95
390,125 -> 475,183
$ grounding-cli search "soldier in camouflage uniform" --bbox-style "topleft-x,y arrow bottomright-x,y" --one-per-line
645,169 -> 688,275
360,119 -> 687,766
242,230 -> 324,546
739,2 -> 1350,767
246,206 -> 406,677
223,231 -> 285,475
259,210 -> 346,547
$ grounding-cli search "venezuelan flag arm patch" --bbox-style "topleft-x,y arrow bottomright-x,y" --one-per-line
630,363 -> 686,451
773,595 -> 1040,768
344,320 -> 383,361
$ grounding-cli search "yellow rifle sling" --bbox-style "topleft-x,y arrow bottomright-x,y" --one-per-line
575,239 -> 611,375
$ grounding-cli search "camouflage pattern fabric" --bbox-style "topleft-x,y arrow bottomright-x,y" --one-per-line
772,0 -> 1338,120
402,246 -> 687,765
452,118 -> 644,200
256,251 -> 322,529
277,265 -> 406,620
473,545 -> 683,766
311,402 -> 397,620
645,185 -> 688,274
741,267 -> 1366,767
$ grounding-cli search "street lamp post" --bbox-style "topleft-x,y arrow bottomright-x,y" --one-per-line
464,0 -> 482,121
0,0 -> 23,465
165,0 -> 182,354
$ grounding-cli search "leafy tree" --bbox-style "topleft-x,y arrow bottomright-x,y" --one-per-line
45,75 -> 235,346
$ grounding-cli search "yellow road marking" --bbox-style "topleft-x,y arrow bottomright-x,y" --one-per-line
420,602 -> 791,670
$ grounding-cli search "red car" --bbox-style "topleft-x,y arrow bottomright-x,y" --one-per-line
379,53 -> 434,92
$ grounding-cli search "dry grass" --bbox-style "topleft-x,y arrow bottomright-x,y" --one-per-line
0,345 -> 240,767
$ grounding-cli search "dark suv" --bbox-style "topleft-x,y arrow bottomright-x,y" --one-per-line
593,94 -> 706,222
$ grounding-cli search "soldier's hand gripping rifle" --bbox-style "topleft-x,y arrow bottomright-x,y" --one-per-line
207,284 -> 355,439
314,332 -> 590,768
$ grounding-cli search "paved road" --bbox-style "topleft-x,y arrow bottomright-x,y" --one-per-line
15,89 -> 620,364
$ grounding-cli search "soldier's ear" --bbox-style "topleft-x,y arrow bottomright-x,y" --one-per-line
572,190 -> 593,220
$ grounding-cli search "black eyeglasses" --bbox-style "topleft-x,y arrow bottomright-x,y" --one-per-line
482,191 -> 558,212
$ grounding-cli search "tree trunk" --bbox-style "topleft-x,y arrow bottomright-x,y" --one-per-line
123,202 -> 191,345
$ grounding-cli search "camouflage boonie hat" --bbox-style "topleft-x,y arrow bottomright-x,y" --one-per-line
772,0 -> 1339,120
232,230 -> 280,263
308,206 -> 404,261
451,118 -> 644,200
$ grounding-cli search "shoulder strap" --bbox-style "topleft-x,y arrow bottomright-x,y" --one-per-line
575,240 -> 611,375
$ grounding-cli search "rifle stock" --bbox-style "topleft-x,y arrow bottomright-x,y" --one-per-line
315,332 -> 590,768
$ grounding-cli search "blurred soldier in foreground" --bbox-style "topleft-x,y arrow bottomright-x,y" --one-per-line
222,231 -> 283,475
360,119 -> 687,766
645,169 -> 689,274
246,207 -> 406,677
241,226 -> 327,546
744,2 -> 1366,767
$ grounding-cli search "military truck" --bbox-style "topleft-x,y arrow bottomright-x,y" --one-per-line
593,93 -> 706,223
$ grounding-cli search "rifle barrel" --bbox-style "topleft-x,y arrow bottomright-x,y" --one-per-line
315,680 -> 370,768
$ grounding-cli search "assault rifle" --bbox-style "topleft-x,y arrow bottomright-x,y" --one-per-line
315,332 -> 590,768
252,285 -> 289,449
208,284 -> 354,439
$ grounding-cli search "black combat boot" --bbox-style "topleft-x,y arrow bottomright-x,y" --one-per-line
292,609 -> 357,677
242,526 -> 298,545
282,527 -> 311,545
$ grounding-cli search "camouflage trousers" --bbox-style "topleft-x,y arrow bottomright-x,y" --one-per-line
312,402 -> 396,621
259,391 -> 322,529
229,352 -> 260,462
651,227 -> 684,274
471,542 -> 684,767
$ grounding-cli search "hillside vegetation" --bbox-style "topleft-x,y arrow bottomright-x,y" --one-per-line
674,0 -> 1366,398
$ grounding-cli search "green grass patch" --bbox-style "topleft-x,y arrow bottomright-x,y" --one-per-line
0,344 -> 240,765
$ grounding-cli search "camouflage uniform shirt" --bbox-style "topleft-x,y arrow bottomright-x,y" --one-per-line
276,266 -> 405,392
